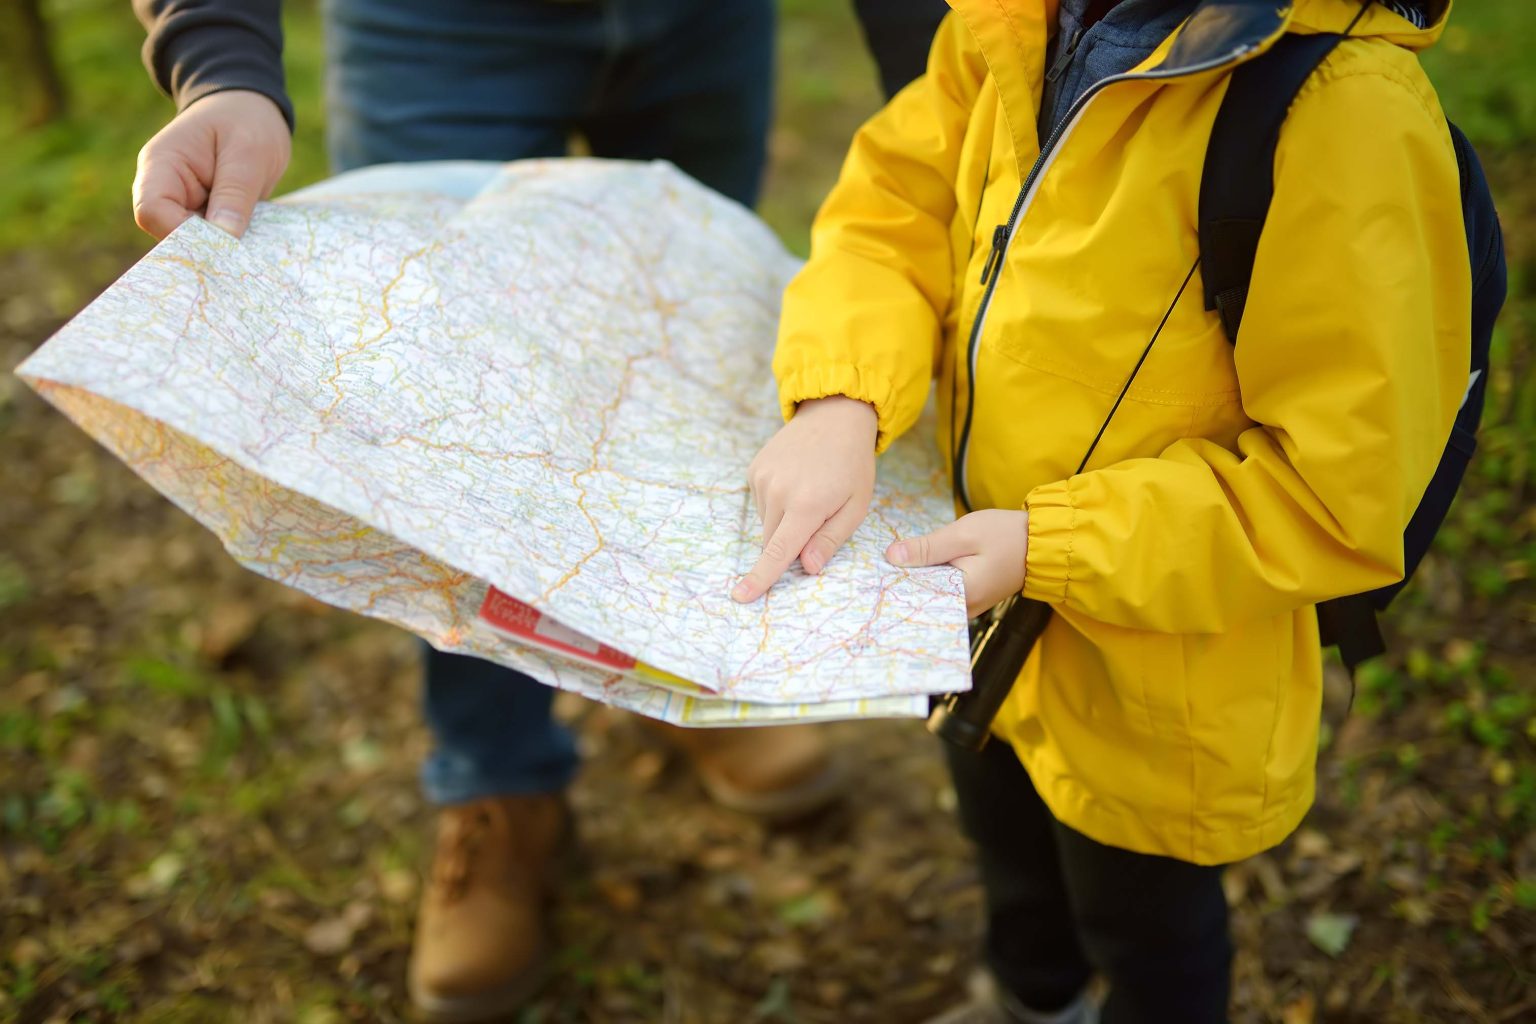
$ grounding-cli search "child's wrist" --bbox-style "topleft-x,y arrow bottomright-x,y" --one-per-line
793,395 -> 878,444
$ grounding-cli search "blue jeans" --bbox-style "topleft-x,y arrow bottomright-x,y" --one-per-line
322,0 -> 774,804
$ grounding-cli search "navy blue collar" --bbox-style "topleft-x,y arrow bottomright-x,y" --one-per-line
1155,0 -> 1292,74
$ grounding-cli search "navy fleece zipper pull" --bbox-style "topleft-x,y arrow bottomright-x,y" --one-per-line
1045,26 -> 1085,84
979,224 -> 1010,285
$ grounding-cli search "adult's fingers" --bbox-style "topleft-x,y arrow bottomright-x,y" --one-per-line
887,519 -> 974,569
799,498 -> 865,575
132,156 -> 196,241
202,148 -> 268,237
732,508 -> 824,602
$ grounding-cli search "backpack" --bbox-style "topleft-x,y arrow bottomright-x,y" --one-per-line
1197,31 -> 1509,675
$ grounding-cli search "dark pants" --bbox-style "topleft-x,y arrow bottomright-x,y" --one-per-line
321,0 -> 775,804
852,0 -> 950,99
945,740 -> 1233,1024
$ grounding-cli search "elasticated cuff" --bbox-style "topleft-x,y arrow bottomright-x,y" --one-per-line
777,362 -> 900,453
1022,480 -> 1074,604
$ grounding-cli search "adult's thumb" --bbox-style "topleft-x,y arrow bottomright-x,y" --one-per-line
204,162 -> 263,237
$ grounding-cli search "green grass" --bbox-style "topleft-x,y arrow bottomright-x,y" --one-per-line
1422,5 -> 1536,148
0,0 -> 328,256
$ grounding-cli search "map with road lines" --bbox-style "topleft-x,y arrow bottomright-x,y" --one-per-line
18,159 -> 970,724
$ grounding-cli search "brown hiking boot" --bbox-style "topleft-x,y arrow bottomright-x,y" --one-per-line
648,723 -> 846,823
408,794 -> 568,1023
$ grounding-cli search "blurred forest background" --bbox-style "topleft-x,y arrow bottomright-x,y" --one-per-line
1,1 -> 1533,1022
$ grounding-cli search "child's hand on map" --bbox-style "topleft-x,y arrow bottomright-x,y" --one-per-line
887,510 -> 1029,618
733,396 -> 878,602
133,91 -> 291,241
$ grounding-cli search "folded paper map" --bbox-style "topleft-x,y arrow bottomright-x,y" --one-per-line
17,159 -> 971,725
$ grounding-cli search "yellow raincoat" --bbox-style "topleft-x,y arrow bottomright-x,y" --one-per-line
774,0 -> 1470,864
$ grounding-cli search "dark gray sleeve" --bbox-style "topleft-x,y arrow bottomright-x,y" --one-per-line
132,0 -> 294,130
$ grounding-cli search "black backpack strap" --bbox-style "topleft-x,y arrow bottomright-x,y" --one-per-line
1199,32 -> 1344,341
1201,31 -> 1392,677
1316,595 -> 1386,678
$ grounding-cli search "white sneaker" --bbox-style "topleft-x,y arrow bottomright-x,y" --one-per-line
924,972 -> 1099,1024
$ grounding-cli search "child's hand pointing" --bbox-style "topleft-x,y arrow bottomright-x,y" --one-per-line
733,396 -> 878,602
887,510 -> 1030,618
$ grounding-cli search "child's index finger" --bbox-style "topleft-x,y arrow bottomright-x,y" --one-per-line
731,509 -> 824,603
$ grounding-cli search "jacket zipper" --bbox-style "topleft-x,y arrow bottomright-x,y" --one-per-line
953,147 -> 996,505
952,41 -> 1269,512
1045,26 -> 1085,85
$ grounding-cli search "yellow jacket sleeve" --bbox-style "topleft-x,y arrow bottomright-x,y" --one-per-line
774,13 -> 986,452
1022,67 -> 1472,633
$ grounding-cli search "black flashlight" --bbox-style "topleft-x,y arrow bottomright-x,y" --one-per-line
927,595 -> 1054,750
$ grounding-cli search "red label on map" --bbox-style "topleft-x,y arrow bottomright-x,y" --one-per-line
478,587 -> 638,671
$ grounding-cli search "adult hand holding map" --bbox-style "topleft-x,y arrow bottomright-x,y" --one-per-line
17,159 -> 971,725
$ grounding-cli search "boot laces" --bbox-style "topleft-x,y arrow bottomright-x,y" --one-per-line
431,803 -> 495,904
